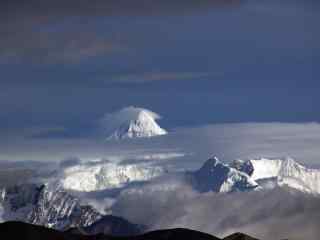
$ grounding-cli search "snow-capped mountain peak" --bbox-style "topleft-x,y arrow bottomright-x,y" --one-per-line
249,158 -> 283,180
0,184 -> 142,235
188,156 -> 259,193
279,157 -> 303,175
0,183 -> 102,229
110,110 -> 167,139
233,157 -> 320,194
102,107 -> 167,140
189,155 -> 320,195
198,156 -> 221,172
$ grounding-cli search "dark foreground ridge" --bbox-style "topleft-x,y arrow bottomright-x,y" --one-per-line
0,221 -> 261,240
223,232 -> 259,240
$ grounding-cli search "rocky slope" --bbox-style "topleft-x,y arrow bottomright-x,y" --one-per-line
0,183 -> 102,230
186,156 -> 259,193
187,156 -> 320,195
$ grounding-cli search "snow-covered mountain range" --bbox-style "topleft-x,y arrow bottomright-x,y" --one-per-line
101,107 -> 167,140
61,160 -> 166,192
237,157 -> 320,194
0,183 -> 101,229
1,155 -> 319,234
190,156 -> 320,194
187,156 -> 259,193
0,183 -> 142,235
59,155 -> 320,195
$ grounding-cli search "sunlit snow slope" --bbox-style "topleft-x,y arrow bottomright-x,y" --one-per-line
61,160 -> 165,192
102,107 -> 167,140
234,157 -> 320,194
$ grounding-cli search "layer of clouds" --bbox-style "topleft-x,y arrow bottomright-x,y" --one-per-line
107,72 -> 212,83
170,122 -> 320,168
0,160 -> 55,188
59,157 -> 82,169
1,122 -> 320,167
3,0 -> 317,64
112,183 -> 320,240
0,169 -> 35,188
1,0 -> 237,21
1,0 -> 238,64
0,26 -> 124,64
1,122 -> 320,239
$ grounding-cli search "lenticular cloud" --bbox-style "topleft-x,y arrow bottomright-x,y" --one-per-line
102,107 -> 162,125
100,106 -> 167,140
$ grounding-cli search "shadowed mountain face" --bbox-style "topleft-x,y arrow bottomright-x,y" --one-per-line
0,184 -> 102,229
0,221 -> 262,240
186,156 -> 258,193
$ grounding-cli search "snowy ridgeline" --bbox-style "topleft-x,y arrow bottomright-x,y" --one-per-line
0,184 -> 142,235
61,161 -> 165,192
59,155 -> 320,195
188,156 -> 320,194
194,156 -> 320,194
0,184 -> 101,229
1,156 -> 320,232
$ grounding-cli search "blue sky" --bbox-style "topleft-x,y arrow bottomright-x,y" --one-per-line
0,0 -> 319,135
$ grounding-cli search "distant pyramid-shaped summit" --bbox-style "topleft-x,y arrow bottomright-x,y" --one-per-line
102,107 -> 167,140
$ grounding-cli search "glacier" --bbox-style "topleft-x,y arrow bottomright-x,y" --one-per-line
250,157 -> 320,194
61,160 -> 166,192
229,157 -> 320,194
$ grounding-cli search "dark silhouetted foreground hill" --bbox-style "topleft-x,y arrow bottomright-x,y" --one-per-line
223,232 -> 259,240
0,221 -> 265,240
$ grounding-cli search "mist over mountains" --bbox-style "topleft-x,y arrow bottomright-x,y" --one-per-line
1,153 -> 320,239
1,108 -> 320,239
1,0 -> 319,238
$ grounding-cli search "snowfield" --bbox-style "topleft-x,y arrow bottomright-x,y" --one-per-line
61,161 -> 166,192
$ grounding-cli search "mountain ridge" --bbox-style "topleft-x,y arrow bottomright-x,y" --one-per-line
223,232 -> 259,240
1,156 -> 318,238
0,221 -> 264,240
187,156 -> 259,193
188,156 -> 320,195
236,157 -> 320,194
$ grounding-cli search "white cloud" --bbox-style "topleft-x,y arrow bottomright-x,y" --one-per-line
1,122 -> 320,168
111,182 -> 320,240
0,204 -> 4,223
98,106 -> 164,136
169,122 -> 320,168
1,122 -> 320,239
